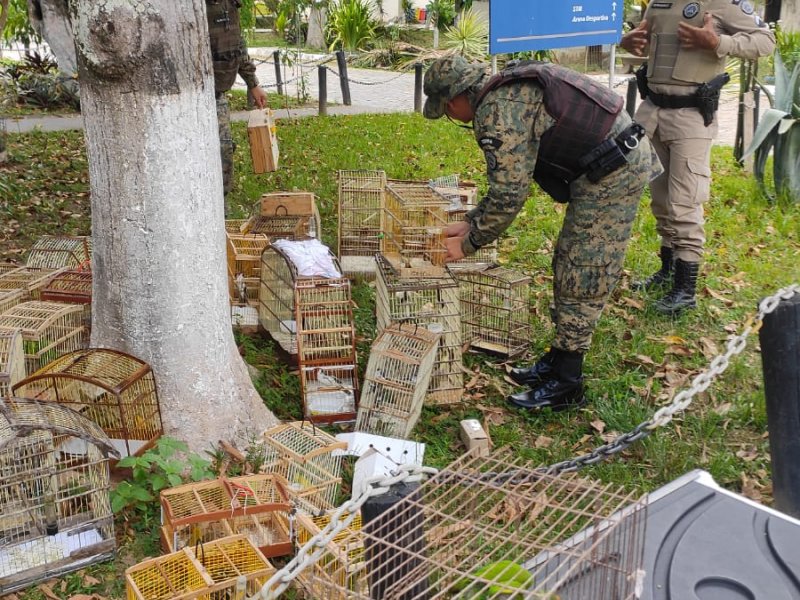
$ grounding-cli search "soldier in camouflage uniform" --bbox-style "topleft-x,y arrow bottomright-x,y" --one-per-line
424,56 -> 663,412
207,0 -> 267,211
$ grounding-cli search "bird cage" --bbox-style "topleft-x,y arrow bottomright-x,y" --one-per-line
160,475 -> 292,559
294,512 -> 368,600
375,255 -> 462,406
225,219 -> 249,234
0,288 -> 25,315
0,301 -> 85,375
231,305 -> 259,334
25,236 -> 91,270
40,269 -> 93,340
126,535 -> 275,600
226,233 -> 270,306
337,170 -> 387,279
442,190 -> 499,272
356,323 -> 440,438
0,397 -> 118,594
281,448 -> 647,600
454,267 -> 533,358
262,421 -> 346,514
0,265 -> 67,301
12,348 -> 162,459
243,192 -> 321,240
0,329 -> 25,398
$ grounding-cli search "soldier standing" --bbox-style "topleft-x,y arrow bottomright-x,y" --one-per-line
621,1 -> 774,314
423,56 -> 663,412
207,0 -> 267,211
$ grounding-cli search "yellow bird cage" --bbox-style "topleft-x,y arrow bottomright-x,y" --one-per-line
226,233 -> 270,306
0,288 -> 26,315
0,265 -> 67,301
0,328 -> 25,398
25,236 -> 91,270
243,191 -> 321,240
337,170 -> 387,279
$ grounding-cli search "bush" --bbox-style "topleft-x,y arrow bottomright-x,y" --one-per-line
426,0 -> 456,31
1,51 -> 80,111
327,0 -> 378,52
442,7 -> 488,61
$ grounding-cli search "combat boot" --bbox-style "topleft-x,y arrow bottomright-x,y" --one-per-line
654,258 -> 699,315
508,349 -> 586,411
507,349 -> 557,386
632,246 -> 673,291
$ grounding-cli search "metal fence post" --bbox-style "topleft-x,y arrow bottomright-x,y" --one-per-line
318,65 -> 327,116
273,50 -> 283,96
335,50 -> 352,106
414,63 -> 423,113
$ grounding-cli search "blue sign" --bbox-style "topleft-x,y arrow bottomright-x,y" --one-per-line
490,1 -> 623,55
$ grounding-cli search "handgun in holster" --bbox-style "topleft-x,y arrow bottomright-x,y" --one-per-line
695,72 -> 730,127
635,63 -> 649,100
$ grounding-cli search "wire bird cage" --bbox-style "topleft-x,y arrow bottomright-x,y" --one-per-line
337,170 -> 387,279
453,267 -> 533,358
226,233 -> 270,306
125,534 -> 275,600
375,255 -> 462,406
0,398 -> 118,594
40,269 -> 93,341
12,348 -> 163,459
0,301 -> 85,376
160,475 -> 292,559
262,421 -> 346,515
286,449 -> 647,600
0,265 -> 68,301
0,329 -> 25,398
25,236 -> 91,271
355,323 -> 441,438
243,192 -> 321,240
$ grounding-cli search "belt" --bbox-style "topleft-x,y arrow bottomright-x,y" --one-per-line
579,122 -> 647,183
646,90 -> 700,109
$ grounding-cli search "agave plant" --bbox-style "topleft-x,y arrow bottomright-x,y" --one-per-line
442,7 -> 488,61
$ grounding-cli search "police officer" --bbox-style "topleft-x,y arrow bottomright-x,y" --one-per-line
424,56 -> 663,412
207,0 -> 267,210
621,1 -> 774,314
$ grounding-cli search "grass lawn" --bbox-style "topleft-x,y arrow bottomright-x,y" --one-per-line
1,112 -> 798,599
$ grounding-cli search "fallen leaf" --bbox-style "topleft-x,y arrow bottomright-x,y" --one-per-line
534,435 -> 554,448
663,335 -> 686,345
666,344 -> 693,357
741,473 -> 763,502
69,595 -> 97,600
713,402 -> 732,416
621,296 -> 645,310
526,493 -> 549,524
38,585 -> 60,600
703,286 -> 734,306
635,354 -> 656,366
736,447 -> 759,462
430,413 -> 450,424
698,337 -> 719,358
590,420 -> 606,434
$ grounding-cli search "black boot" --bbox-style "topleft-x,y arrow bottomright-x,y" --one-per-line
507,350 -> 557,386
632,246 -> 674,291
655,258 -> 699,315
508,349 -> 586,411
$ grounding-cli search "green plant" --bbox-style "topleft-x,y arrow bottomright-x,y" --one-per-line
326,0 -> 377,52
401,0 -> 414,22
442,7 -> 488,61
775,24 -> 800,72
2,0 -> 40,46
426,0 -> 456,32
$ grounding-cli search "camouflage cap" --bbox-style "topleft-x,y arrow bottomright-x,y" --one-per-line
423,55 -> 486,119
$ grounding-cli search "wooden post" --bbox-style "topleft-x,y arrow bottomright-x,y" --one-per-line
273,50 -> 283,96
335,50 -> 352,106
318,65 -> 327,116
759,291 -> 800,518
626,78 -> 637,118
414,63 -> 423,113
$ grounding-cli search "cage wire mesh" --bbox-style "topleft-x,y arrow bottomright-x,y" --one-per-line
0,398 -> 118,594
40,269 -> 93,342
25,236 -> 91,271
0,265 -> 68,301
225,219 -> 249,234
244,192 -> 321,240
0,329 -> 25,398
337,170 -> 387,279
355,323 -> 441,438
291,449 -> 647,600
227,233 -> 270,306
0,288 -> 26,315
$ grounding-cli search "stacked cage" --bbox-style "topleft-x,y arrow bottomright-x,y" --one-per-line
0,288 -> 25,315
375,255 -> 462,405
355,323 -> 441,438
227,233 -> 270,307
244,192 -> 321,240
225,219 -> 249,234
25,236 -> 91,270
436,177 -> 498,272
337,170 -> 387,278
0,398 -> 118,594
12,348 -> 163,459
453,267 -> 533,358
0,328 -> 25,397
40,269 -> 93,341
0,265 -> 67,302
125,535 -> 275,600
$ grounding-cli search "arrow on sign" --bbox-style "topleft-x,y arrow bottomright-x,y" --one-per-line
612,11 -> 617,20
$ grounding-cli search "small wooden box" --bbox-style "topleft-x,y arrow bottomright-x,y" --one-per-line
460,419 -> 490,456
248,109 -> 279,173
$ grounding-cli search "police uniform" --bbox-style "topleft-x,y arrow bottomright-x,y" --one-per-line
633,0 -> 774,312
207,0 -> 260,200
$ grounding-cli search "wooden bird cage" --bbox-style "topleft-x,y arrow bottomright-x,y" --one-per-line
375,255 -> 462,406
0,329 -> 25,398
0,265 -> 67,301
0,288 -> 26,316
0,301 -> 85,376
282,448 -> 647,600
160,475 -> 292,559
437,178 -> 498,271
454,267 -> 533,358
0,398 -> 118,594
226,233 -> 270,306
25,236 -> 91,271
262,421 -> 346,514
40,269 -> 93,341
337,170 -> 387,279
356,323 -> 440,438
243,192 -> 321,240
126,535 -> 275,600
225,219 -> 248,234
12,348 -> 162,459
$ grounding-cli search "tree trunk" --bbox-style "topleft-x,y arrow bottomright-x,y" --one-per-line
27,0 -> 78,76
307,5 -> 327,50
0,1 -> 11,54
70,0 -> 278,452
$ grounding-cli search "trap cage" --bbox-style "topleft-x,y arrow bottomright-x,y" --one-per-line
286,449 -> 647,600
355,323 -> 441,438
25,236 -> 91,271
12,348 -> 163,459
0,265 -> 67,302
243,191 -> 321,240
375,255 -> 462,405
0,328 -> 25,398
453,267 -> 533,358
337,170 -> 387,279
0,397 -> 118,594
226,233 -> 270,306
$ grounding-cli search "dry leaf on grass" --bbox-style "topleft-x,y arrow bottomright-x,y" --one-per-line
526,493 -> 549,524
741,473 -> 763,502
38,585 -> 60,600
534,435 -> 554,448
713,402 -> 733,416
635,354 -> 657,366
621,296 -> 645,310
590,420 -> 606,434
698,337 -> 719,357
666,344 -> 693,357
703,286 -> 734,306
736,447 -> 759,462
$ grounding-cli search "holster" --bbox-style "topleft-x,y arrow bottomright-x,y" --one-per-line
695,72 -> 730,127
635,63 -> 649,100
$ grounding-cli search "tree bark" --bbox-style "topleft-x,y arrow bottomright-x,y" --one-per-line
71,0 -> 278,452
27,0 -> 78,75
307,5 -> 327,50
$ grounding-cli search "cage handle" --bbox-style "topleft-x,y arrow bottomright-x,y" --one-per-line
273,204 -> 289,217
194,535 -> 206,567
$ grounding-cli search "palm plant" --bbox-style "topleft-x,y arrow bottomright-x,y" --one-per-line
326,0 -> 377,53
441,7 -> 488,61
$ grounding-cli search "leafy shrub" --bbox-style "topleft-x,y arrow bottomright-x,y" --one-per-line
442,7 -> 488,61
1,51 -> 80,110
327,0 -> 378,52
426,0 -> 456,31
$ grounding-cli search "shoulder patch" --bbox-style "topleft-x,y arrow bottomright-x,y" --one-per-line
754,14 -> 766,27
740,0 -> 754,14
479,136 -> 503,150
682,2 -> 700,18
484,150 -> 498,171
650,1 -> 672,8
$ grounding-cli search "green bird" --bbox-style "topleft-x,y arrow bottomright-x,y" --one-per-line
452,560 -> 536,598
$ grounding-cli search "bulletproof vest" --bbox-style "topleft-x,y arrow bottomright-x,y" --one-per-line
646,0 -> 725,85
476,61 -> 623,182
207,0 -> 244,93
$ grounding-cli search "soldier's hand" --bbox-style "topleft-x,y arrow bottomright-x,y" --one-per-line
678,12 -> 720,51
445,237 -> 466,262
250,85 -> 267,109
620,19 -> 648,56
446,221 -> 470,238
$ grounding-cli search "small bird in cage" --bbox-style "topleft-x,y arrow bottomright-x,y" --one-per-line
235,272 -> 247,304
453,560 -> 541,598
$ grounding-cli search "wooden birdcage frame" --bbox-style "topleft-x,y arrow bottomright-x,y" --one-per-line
12,348 -> 163,459
337,170 -> 387,279
375,255 -> 462,405
225,219 -> 248,234
126,535 -> 275,600
262,421 -> 346,514
0,301 -> 85,376
454,267 -> 533,358
0,265 -> 67,301
0,397 -> 118,594
160,475 -> 292,559
25,236 -> 91,271
243,192 -> 321,240
356,323 -> 441,438
226,233 -> 270,306
0,288 -> 25,315
40,270 -> 93,340
0,329 -> 25,398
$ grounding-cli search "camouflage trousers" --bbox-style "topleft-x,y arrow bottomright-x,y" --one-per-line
551,112 -> 663,353
216,94 -> 235,204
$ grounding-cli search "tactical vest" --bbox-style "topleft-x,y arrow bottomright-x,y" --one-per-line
476,61 -> 623,183
207,0 -> 244,93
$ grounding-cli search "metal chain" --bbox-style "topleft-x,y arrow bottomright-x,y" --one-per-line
324,66 -> 411,86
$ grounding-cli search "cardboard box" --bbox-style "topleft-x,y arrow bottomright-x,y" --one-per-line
247,109 -> 279,173
460,419 -> 490,457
